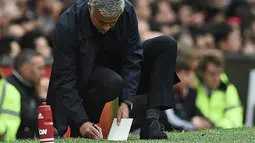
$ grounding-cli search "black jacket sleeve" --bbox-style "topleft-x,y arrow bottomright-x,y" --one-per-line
51,23 -> 88,128
185,88 -> 203,117
187,88 -> 204,117
119,6 -> 143,103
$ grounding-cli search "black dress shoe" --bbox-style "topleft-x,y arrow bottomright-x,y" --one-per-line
140,118 -> 168,139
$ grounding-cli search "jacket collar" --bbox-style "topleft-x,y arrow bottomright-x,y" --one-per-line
12,70 -> 33,87
80,10 -> 95,39
197,75 -> 228,92
201,79 -> 228,93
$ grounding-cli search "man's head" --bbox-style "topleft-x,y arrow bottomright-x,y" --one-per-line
0,37 -> 21,58
191,26 -> 215,49
211,22 -> 241,53
198,55 -> 223,89
19,31 -> 52,58
131,0 -> 151,21
14,50 -> 45,85
178,3 -> 193,26
88,0 -> 125,33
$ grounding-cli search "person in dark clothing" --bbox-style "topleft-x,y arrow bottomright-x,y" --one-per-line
7,50 -> 45,139
46,0 -> 179,140
159,57 -> 213,131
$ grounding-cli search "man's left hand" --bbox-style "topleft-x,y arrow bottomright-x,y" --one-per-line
117,103 -> 129,126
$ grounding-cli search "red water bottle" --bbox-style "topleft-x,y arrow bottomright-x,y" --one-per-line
38,102 -> 54,143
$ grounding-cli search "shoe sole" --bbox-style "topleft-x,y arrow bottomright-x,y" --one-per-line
140,135 -> 168,140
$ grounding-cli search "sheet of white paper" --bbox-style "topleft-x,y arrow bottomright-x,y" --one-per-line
107,118 -> 133,141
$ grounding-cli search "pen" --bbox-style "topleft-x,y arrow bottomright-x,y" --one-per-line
93,123 -> 103,139
92,123 -> 100,131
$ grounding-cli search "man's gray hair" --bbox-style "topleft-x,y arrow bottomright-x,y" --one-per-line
89,0 -> 125,17
13,49 -> 41,71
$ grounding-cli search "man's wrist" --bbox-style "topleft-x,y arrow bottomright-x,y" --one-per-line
78,119 -> 89,130
121,100 -> 133,110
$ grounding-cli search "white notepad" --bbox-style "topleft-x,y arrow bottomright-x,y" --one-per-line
107,118 -> 133,141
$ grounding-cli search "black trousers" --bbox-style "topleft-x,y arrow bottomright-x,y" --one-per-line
70,35 -> 179,137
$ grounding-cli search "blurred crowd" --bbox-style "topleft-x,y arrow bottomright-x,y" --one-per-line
1,0 -> 255,76
0,0 -> 76,60
132,0 -> 255,68
0,0 -> 252,141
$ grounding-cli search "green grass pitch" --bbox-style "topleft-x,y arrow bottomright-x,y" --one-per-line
9,127 -> 255,143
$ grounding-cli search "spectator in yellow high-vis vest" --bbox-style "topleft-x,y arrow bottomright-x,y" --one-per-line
0,56 -> 21,141
196,55 -> 243,129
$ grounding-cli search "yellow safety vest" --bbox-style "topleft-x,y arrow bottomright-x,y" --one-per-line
0,78 -> 21,141
196,74 -> 243,128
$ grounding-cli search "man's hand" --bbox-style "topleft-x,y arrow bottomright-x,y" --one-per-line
192,116 -> 205,130
117,103 -> 129,126
36,77 -> 50,100
192,116 -> 213,130
200,118 -> 214,129
79,122 -> 103,139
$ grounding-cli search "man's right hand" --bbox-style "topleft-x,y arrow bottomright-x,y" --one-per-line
192,116 -> 213,130
79,122 -> 103,139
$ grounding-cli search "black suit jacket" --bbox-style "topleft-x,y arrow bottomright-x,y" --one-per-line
46,0 -> 143,136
